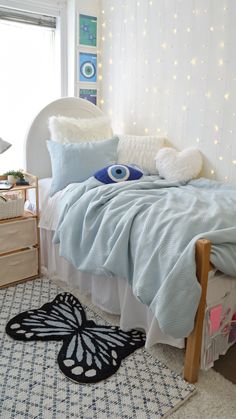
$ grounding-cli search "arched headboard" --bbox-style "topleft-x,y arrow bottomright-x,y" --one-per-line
25,97 -> 105,179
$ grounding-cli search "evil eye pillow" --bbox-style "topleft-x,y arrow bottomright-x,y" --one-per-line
94,164 -> 143,184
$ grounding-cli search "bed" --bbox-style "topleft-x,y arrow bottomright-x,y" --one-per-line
25,97 -> 236,383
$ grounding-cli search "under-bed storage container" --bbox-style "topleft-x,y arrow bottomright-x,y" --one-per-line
201,271 -> 236,369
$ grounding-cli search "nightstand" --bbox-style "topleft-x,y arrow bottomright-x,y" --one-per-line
0,172 -> 40,287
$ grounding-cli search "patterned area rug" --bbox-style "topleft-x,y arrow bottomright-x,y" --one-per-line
0,278 -> 196,418
6,292 -> 146,383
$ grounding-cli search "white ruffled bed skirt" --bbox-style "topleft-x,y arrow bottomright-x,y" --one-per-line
41,229 -> 185,350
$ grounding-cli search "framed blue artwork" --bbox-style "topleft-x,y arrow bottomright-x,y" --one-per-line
79,88 -> 97,105
79,14 -> 97,47
79,52 -> 97,83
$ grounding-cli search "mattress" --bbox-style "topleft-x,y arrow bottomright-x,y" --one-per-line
38,178 -> 236,368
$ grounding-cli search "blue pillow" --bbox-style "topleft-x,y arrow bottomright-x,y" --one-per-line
47,137 -> 119,196
94,164 -> 143,184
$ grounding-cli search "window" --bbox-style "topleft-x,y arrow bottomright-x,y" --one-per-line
0,6 -> 61,172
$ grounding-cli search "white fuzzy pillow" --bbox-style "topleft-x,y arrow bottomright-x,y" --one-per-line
155,147 -> 203,182
48,115 -> 113,143
117,134 -> 165,174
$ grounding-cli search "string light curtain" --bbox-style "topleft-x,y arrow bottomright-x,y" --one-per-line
100,0 -> 236,184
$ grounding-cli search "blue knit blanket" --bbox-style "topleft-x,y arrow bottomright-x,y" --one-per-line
53,176 -> 236,338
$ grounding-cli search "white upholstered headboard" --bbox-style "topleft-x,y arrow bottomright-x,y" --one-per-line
25,97 -> 105,179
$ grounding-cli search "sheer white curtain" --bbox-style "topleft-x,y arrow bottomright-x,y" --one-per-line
100,0 -> 236,184
0,19 -> 59,172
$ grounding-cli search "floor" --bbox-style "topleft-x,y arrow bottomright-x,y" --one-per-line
213,343 -> 236,384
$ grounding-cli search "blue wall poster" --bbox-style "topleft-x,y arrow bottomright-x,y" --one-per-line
79,88 -> 97,105
79,14 -> 97,47
79,52 -> 97,83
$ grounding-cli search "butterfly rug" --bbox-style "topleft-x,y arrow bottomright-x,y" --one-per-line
6,292 -> 146,384
1,278 -> 196,418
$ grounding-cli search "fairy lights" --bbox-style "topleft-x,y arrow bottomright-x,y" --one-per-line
205,91 -> 212,98
190,58 -> 197,66
99,1 -> 236,182
161,42 -> 167,49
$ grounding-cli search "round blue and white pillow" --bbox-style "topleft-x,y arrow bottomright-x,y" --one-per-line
94,164 -> 143,184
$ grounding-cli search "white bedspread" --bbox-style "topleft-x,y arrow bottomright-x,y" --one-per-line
39,178 -> 78,231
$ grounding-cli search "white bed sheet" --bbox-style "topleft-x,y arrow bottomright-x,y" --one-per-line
39,178 -> 78,231
39,179 -> 236,355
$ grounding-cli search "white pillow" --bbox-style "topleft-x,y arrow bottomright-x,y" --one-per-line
48,115 -> 113,143
117,134 -> 165,174
155,147 -> 203,182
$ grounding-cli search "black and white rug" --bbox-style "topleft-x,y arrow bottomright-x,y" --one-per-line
6,292 -> 146,384
0,278 -> 196,418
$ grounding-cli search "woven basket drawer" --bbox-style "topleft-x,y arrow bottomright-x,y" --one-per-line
0,218 -> 37,254
0,198 -> 24,220
0,248 -> 38,287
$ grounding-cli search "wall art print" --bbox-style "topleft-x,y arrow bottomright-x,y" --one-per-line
79,88 -> 97,105
79,14 -> 97,47
79,52 -> 97,83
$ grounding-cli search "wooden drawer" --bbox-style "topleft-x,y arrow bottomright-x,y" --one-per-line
0,218 -> 37,254
0,248 -> 38,287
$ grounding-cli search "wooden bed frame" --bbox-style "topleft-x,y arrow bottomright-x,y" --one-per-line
184,239 -> 211,383
24,97 -> 215,384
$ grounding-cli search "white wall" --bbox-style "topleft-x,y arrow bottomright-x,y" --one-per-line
100,0 -> 236,184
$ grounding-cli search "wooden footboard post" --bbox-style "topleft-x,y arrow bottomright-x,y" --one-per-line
184,239 -> 211,383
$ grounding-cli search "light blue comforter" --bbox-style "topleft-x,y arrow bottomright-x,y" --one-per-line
53,176 -> 236,338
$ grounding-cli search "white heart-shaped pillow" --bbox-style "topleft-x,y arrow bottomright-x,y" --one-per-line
155,147 -> 203,182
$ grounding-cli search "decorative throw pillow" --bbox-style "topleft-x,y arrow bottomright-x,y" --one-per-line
48,115 -> 113,143
155,147 -> 203,182
117,134 -> 165,174
47,137 -> 119,196
94,164 -> 143,184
